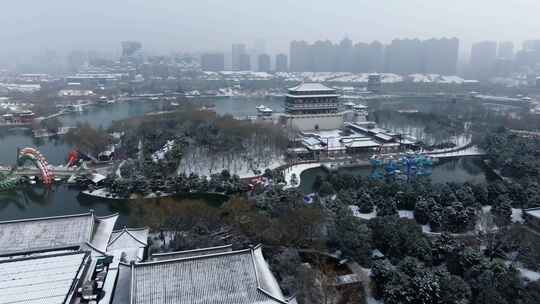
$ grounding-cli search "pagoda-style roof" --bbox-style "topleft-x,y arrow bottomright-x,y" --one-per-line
286,83 -> 339,100
114,245 -> 289,304
0,211 -> 118,256
288,83 -> 335,93
107,227 -> 149,264
0,251 -> 91,304
151,244 -> 232,261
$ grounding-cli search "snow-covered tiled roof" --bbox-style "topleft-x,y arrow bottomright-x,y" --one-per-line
151,244 -> 232,261
288,83 -> 335,93
0,251 -> 90,304
344,140 -> 380,148
0,212 -> 119,255
0,213 -> 94,255
107,227 -> 149,264
122,245 -> 288,304
374,133 -> 394,142
91,213 -> 120,254
109,227 -> 149,248
285,93 -> 340,98
524,207 -> 540,219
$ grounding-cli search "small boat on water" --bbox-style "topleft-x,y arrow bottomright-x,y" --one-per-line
199,104 -> 216,111
256,105 -> 273,116
343,101 -> 356,109
353,104 -> 368,111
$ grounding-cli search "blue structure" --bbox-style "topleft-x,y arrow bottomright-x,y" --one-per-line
369,158 -> 384,179
370,154 -> 433,180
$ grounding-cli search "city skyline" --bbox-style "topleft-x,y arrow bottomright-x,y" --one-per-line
2,0 -> 540,61
3,35 -> 539,69
199,38 -> 530,76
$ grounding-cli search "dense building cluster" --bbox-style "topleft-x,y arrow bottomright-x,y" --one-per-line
197,38 -> 540,85
290,38 -> 459,75
468,40 -> 540,80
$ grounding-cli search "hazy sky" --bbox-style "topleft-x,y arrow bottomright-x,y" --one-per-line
1,0 -> 539,58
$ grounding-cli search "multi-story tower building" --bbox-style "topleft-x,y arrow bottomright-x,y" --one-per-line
238,53 -> 251,71
257,54 -> 271,72
283,83 -> 345,131
498,41 -> 515,59
470,41 -> 498,80
275,54 -> 288,72
285,83 -> 339,115
385,39 -> 424,74
336,38 -> 354,72
290,41 -> 311,72
423,38 -> 459,75
232,44 -> 247,71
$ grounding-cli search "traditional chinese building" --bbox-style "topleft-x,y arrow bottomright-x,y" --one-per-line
114,244 -> 293,304
0,211 -> 118,256
0,250 -> 93,304
283,83 -> 347,131
0,211 -> 150,304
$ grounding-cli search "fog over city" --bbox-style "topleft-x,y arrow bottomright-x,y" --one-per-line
2,1 -> 540,304
2,0 -> 540,60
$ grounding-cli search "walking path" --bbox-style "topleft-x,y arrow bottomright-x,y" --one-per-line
426,145 -> 484,158
283,162 -> 321,189
347,261 -> 381,304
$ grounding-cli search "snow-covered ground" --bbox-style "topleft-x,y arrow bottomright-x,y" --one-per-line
283,162 -> 321,189
194,71 -> 476,85
347,205 -> 524,236
477,206 -> 524,232
178,148 -> 286,179
408,74 -> 471,84
398,210 -> 415,219
422,206 -> 524,235
275,72 -> 404,84
518,267 -> 540,281
489,76 -> 528,88
0,83 -> 41,93
149,231 -> 178,251
422,225 -> 432,233
349,205 -> 377,220
504,261 -> 540,282
152,140 -> 175,162
511,208 -> 525,223
349,207 -> 414,221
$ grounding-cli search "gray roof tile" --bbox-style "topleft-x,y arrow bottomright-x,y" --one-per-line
0,213 -> 94,255
125,246 -> 287,304
151,244 -> 232,261
0,212 -> 119,256
0,251 -> 89,304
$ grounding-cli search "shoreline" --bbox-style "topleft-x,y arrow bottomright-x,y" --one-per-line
80,187 -> 229,202
286,154 -> 488,191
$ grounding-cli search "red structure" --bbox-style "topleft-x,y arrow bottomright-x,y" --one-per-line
67,149 -> 79,167
18,148 -> 54,184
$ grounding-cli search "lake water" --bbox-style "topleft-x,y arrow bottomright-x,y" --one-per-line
0,97 -> 492,224
0,97 -> 282,224
0,185 -> 132,224
0,98 -> 283,165
298,157 -> 495,193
